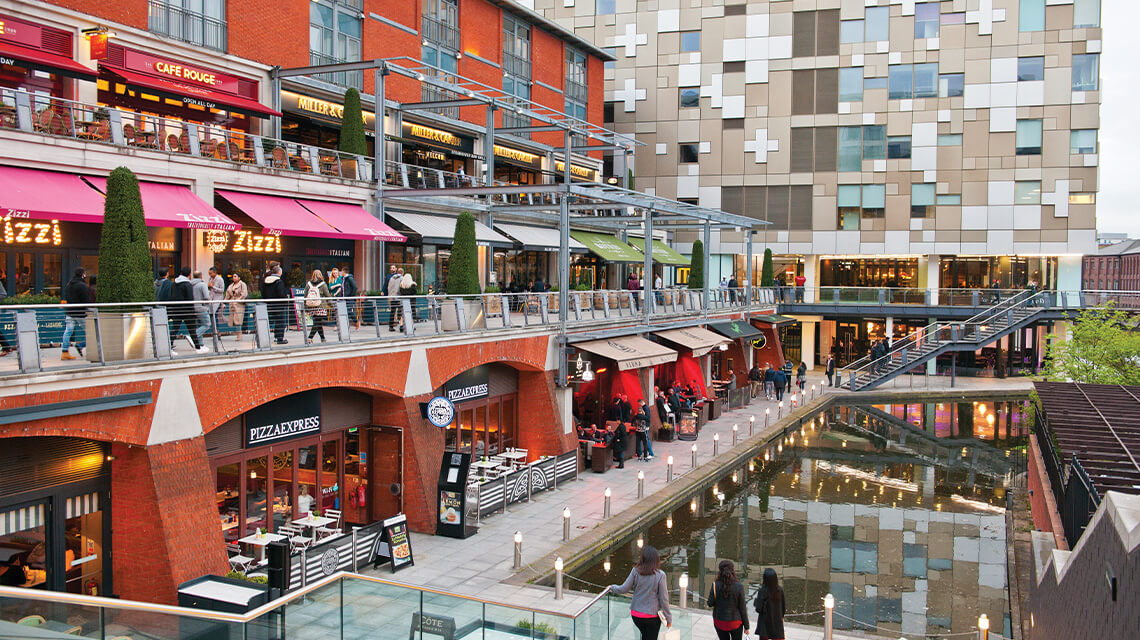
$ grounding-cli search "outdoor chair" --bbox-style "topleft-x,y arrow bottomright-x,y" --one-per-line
226,543 -> 256,573
316,509 -> 343,540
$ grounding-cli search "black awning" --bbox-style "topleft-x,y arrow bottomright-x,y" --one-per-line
707,321 -> 763,340
751,314 -> 797,326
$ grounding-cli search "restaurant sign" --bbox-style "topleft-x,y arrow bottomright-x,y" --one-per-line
121,48 -> 242,95
411,612 -> 457,640
244,390 -> 322,447
0,15 -> 42,48
493,144 -> 542,170
444,365 -> 489,403
281,90 -> 376,129
555,160 -> 598,182
403,122 -> 475,154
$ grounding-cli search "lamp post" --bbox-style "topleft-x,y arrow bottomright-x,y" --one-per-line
604,487 -> 612,518
513,531 -> 522,570
554,557 -> 564,600
678,573 -> 689,607
749,415 -> 755,435
713,433 -> 720,456
562,507 -> 570,541
732,423 -> 738,446
765,407 -> 770,428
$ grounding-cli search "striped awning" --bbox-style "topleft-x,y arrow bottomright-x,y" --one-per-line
66,492 -> 100,519
0,503 -> 45,536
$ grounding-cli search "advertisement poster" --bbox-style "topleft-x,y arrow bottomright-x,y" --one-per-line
383,514 -> 414,572
439,490 -> 462,525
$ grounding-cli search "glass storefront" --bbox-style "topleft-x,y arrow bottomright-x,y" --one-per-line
493,249 -> 551,291
820,258 -> 918,288
939,256 -> 1057,290
440,365 -> 519,456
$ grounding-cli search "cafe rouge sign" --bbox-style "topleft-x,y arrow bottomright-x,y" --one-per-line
124,49 -> 241,94
244,390 -> 322,447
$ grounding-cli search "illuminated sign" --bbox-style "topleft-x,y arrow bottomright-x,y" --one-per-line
281,91 -> 375,129
153,61 -> 218,86
407,123 -> 461,147
3,216 -> 61,246
203,229 -> 282,254
555,161 -> 597,181
298,95 -> 346,119
89,32 -> 108,61
0,14 -> 43,49
494,145 -> 541,169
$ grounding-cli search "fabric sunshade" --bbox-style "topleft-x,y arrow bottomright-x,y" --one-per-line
385,210 -> 512,246
751,314 -> 798,326
495,223 -> 586,252
216,190 -> 342,239
571,231 -> 645,263
101,66 -> 281,118
296,199 -> 406,242
628,238 -> 689,265
575,335 -> 677,371
0,42 -> 97,80
653,327 -> 731,358
0,166 -> 106,224
84,177 -> 239,231
707,320 -> 763,340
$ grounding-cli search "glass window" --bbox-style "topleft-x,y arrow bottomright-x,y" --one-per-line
862,185 -> 886,217
1016,119 -> 1043,155
939,73 -> 964,97
838,126 -> 863,171
839,67 -> 864,102
887,136 -> 911,158
1069,192 -> 1095,204
1072,54 -> 1099,91
915,3 -> 940,38
565,47 -> 588,119
840,20 -> 864,43
1019,0 -> 1045,31
864,77 -> 887,90
865,6 -> 889,41
936,194 -> 961,205
1015,181 -> 1042,204
937,134 -> 962,145
1070,129 -> 1097,154
321,440 -> 339,512
246,456 -> 268,535
597,0 -> 615,15
837,185 -> 862,207
862,125 -> 886,160
149,0 -> 227,51
298,444 -> 318,514
913,63 -> 938,97
1018,57 -> 1045,81
272,449 -> 294,530
603,47 -> 616,71
680,31 -> 701,52
680,88 -> 700,108
911,183 -> 936,218
1074,0 -> 1100,28
679,143 -> 699,163
837,185 -> 861,230
889,65 -> 913,99
216,463 -> 241,543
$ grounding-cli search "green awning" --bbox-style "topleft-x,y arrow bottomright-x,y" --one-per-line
626,238 -> 689,265
752,314 -> 797,326
571,231 -> 645,263
707,320 -> 763,340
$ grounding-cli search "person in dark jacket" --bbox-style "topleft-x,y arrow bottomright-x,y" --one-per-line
61,267 -> 91,360
341,266 -> 360,329
707,559 -> 749,640
155,265 -> 175,302
169,266 -> 206,354
608,396 -> 623,422
754,568 -> 785,640
782,362 -> 793,393
262,262 -> 290,344
633,400 -> 653,461
826,352 -> 836,387
772,368 -> 786,402
610,421 -> 627,469
620,394 -> 633,423
748,364 -> 763,398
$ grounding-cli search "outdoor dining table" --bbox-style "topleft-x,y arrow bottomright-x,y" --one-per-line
293,514 -> 336,542
237,532 -> 285,563
470,460 -> 500,470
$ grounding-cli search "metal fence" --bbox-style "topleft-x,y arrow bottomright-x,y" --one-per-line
147,0 -> 227,51
1034,412 -> 1102,548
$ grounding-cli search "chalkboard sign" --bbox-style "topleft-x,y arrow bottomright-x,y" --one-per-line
678,411 -> 698,440
385,514 -> 414,572
410,612 -> 456,640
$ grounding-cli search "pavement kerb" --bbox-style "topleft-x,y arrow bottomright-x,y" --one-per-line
509,393 -> 835,586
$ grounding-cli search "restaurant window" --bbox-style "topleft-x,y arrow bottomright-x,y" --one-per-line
422,0 -> 460,118
148,0 -> 227,52
310,0 -> 363,89
502,16 -> 532,132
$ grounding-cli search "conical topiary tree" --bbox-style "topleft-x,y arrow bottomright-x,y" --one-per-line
339,87 -> 367,157
447,212 -> 480,295
98,167 -> 154,304
688,239 -> 704,290
760,248 -> 775,286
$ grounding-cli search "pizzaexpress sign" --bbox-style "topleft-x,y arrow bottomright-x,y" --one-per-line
244,390 -> 322,447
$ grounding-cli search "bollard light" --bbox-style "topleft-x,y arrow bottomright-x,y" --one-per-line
636,536 -> 644,549
679,573 -> 689,608
713,433 -> 720,456
637,470 -> 645,499
667,455 -> 674,482
977,614 -> 989,640
513,531 -> 522,570
765,407 -> 770,428
554,557 -> 564,600
604,487 -> 612,519
732,423 -> 739,446
749,415 -> 756,435
811,384 -> 816,400
666,516 -> 673,529
562,507 -> 571,541
691,443 -> 698,468
824,594 -> 835,640
777,401 -> 783,418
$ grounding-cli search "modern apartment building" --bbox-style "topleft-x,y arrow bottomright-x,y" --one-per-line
533,0 -> 1101,364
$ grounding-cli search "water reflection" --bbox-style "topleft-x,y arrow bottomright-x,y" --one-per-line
570,398 -> 1027,638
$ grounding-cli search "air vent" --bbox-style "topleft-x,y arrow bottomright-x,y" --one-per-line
39,26 -> 71,57
105,43 -> 125,68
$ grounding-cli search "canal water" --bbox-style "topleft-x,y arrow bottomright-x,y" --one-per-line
569,397 -> 1028,638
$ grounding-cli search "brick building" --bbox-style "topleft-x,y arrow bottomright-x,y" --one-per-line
1082,239 -> 1140,291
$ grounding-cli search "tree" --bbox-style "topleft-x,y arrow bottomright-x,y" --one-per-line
97,167 -> 153,304
1041,303 -> 1140,384
447,212 -> 480,295
688,239 -> 704,290
338,88 -> 367,157
760,248 -> 775,286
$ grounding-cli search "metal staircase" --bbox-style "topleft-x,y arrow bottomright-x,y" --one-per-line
841,290 -> 1051,391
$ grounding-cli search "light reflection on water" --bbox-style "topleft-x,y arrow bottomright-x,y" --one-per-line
570,398 -> 1028,638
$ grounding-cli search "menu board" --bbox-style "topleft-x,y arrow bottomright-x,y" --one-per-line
382,514 -> 414,572
678,412 -> 698,439
439,490 -> 462,525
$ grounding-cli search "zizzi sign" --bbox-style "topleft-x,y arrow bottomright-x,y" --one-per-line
245,390 -> 322,447
444,366 -> 489,403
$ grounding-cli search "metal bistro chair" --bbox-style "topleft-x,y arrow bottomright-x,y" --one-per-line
226,543 -> 257,573
316,509 -> 343,540
278,524 -> 313,553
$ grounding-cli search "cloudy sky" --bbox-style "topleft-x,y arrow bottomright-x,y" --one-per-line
1096,2 -> 1137,236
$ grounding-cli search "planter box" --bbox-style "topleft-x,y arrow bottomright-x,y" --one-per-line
663,291 -> 674,305
440,299 -> 485,331
593,293 -> 606,310
590,446 -> 612,473
86,311 -> 149,362
657,428 -> 676,443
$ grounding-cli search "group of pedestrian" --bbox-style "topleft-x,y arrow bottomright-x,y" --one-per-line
611,547 -> 786,640
385,265 -> 417,332
869,338 -> 890,374
605,394 -> 657,466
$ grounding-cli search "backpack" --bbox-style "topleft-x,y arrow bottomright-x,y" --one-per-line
305,283 -> 322,308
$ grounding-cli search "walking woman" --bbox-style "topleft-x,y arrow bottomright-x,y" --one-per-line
707,559 -> 749,640
796,361 -> 807,391
609,546 -> 671,640
305,269 -> 331,342
754,568 -> 785,640
224,272 -> 249,337
328,268 -> 343,323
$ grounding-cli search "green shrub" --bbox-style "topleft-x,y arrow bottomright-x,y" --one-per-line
446,212 -> 480,295
339,88 -> 367,157
760,248 -> 774,286
225,571 -> 269,585
286,267 -> 306,288
484,284 -> 501,293
0,293 -> 61,305
688,239 -> 704,290
517,620 -> 559,635
575,283 -> 591,291
97,167 -> 154,305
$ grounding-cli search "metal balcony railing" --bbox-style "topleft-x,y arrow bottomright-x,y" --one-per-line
147,0 -> 227,52
309,50 -> 364,90
421,15 -> 460,51
0,88 -> 372,181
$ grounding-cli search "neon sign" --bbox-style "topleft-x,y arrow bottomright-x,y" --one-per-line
3,216 -> 61,246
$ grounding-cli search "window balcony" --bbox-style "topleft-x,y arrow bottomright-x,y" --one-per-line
309,51 -> 364,90
147,0 -> 227,52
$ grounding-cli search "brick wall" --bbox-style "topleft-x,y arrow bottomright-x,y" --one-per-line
49,0 -> 147,30
227,0 -> 308,69
0,381 -> 158,445
1027,433 -> 1068,551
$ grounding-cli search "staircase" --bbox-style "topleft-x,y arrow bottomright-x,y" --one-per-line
841,290 -> 1051,391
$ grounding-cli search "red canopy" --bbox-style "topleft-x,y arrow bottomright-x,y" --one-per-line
675,353 -> 708,398
0,42 -> 96,80
101,66 -> 281,118
296,198 -> 406,242
85,177 -> 239,231
0,166 -> 105,224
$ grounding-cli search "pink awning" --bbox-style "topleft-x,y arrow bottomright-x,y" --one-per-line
216,190 -> 342,239
295,198 -> 406,242
0,166 -> 106,224
84,177 -> 239,231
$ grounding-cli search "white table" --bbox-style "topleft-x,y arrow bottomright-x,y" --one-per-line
237,532 -> 285,563
470,460 -> 499,470
292,515 -> 336,542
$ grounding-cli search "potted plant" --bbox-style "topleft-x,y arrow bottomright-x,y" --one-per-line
688,239 -> 704,308
88,167 -> 154,361
760,248 -> 774,286
338,88 -> 366,178
441,212 -> 481,330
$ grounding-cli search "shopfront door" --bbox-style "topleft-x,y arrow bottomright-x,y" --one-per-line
368,427 -> 403,524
